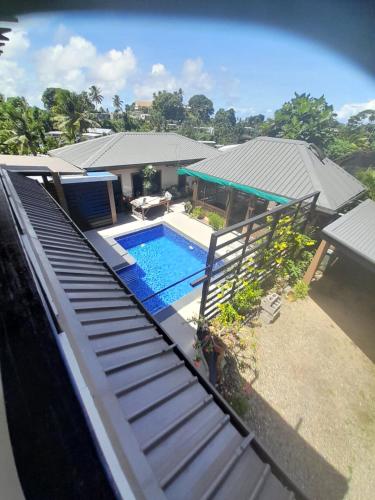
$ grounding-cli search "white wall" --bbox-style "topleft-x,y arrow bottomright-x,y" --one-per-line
109,165 -> 179,196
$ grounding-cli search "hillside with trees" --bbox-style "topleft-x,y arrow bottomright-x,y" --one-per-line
0,89 -> 374,197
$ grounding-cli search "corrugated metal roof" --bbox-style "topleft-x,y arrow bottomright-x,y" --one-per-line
186,137 -> 365,213
49,132 -> 221,170
5,171 -> 299,500
0,154 -> 83,174
322,199 -> 375,266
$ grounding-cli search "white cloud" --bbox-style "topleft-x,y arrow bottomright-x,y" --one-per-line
181,57 -> 213,92
0,59 -> 26,96
35,36 -> 136,95
2,29 -> 30,59
91,48 -> 136,94
336,98 -> 375,121
133,57 -> 213,99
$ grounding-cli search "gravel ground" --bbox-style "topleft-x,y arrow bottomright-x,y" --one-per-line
240,277 -> 375,499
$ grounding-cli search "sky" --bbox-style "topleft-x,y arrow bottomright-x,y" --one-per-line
1,12 -> 375,121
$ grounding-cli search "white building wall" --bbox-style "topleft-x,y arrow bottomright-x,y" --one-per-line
109,165 -> 179,196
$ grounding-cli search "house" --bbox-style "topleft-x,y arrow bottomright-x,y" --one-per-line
179,136 -> 366,227
0,168 -> 304,499
46,132 -> 221,229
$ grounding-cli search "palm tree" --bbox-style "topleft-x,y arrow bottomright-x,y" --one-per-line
4,99 -> 43,155
89,85 -> 103,109
113,95 -> 123,113
53,91 -> 99,143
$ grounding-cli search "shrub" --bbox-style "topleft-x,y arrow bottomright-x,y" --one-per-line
208,212 -> 225,230
233,282 -> 263,315
292,280 -> 309,300
191,206 -> 205,219
217,303 -> 243,326
184,201 -> 193,214
229,393 -> 250,418
283,250 -> 314,285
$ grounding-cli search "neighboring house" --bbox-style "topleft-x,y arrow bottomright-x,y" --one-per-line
49,131 -> 221,197
180,136 -> 366,226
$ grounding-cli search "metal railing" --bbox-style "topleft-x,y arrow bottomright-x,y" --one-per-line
199,191 -> 320,320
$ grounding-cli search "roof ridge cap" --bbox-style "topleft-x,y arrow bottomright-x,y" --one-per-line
81,133 -> 124,168
297,143 -> 327,206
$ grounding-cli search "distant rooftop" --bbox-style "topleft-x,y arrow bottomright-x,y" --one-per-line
186,136 -> 365,213
49,132 -> 221,170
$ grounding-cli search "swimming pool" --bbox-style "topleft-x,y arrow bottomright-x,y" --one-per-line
116,224 -> 208,314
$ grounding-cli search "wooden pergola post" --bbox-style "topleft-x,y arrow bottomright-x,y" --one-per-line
107,180 -> 117,225
51,173 -> 69,214
224,187 -> 235,227
303,239 -> 331,285
192,179 -> 199,208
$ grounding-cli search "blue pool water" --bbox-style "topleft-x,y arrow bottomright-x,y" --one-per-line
116,225 -> 208,314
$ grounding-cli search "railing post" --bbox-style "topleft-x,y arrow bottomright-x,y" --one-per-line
198,233 -> 218,331
229,219 -> 254,300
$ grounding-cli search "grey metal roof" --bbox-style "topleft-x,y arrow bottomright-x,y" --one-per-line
322,199 -> 375,267
186,137 -> 365,213
49,132 -> 221,170
4,170 -> 299,500
0,154 -> 84,174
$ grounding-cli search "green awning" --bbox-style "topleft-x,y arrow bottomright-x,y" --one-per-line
177,167 -> 290,204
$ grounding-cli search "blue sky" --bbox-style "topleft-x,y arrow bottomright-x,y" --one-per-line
1,12 -> 375,120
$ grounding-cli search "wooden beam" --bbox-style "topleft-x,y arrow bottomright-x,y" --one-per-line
192,179 -> 198,207
224,187 -> 235,227
107,181 -> 117,225
303,239 -> 331,285
51,173 -> 69,214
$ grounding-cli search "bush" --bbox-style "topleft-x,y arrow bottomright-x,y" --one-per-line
283,251 -> 314,285
191,206 -> 205,219
208,212 -> 225,231
233,282 -> 263,315
184,201 -> 193,214
292,280 -> 309,300
217,303 -> 243,326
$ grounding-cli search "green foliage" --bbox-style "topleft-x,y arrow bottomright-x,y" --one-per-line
152,89 -> 185,123
228,393 -> 250,418
52,90 -> 99,142
142,165 -> 156,195
188,94 -> 214,123
232,282 -> 263,315
292,280 -> 310,300
112,94 -> 124,112
213,108 -> 241,144
357,168 -> 375,200
191,206 -> 205,219
282,251 -> 313,285
326,137 -> 360,162
217,303 -> 243,326
262,93 -> 338,150
88,85 -> 103,108
207,212 -> 225,230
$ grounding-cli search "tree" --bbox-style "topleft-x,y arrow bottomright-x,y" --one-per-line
53,91 -> 99,142
1,98 -> 45,155
188,94 -> 214,123
152,89 -> 185,123
113,95 -> 124,113
41,87 -> 70,110
89,85 -> 103,109
263,93 -> 338,150
357,168 -> 375,200
241,114 -> 265,139
347,109 -> 375,150
213,108 -> 240,144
